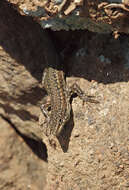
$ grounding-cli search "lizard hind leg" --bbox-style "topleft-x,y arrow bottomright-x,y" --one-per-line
40,99 -> 52,136
40,101 -> 51,118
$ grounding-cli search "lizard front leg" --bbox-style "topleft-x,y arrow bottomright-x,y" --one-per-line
68,83 -> 99,104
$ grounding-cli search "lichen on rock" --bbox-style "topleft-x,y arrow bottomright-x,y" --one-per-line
7,0 -> 129,33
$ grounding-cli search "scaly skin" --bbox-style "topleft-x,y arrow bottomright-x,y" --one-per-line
41,52 -> 98,137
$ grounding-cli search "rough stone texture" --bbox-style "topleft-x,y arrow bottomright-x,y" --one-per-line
39,32 -> 129,189
1,0 -> 129,190
7,0 -> 129,33
0,0 -> 48,137
0,1 -> 48,189
0,116 -> 47,190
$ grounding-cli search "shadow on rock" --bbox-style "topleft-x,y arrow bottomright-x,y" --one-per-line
0,113 -> 48,162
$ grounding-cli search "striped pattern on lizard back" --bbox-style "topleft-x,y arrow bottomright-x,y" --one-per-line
41,48 -> 98,137
42,55 -> 71,137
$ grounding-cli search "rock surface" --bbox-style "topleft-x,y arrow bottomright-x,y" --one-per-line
7,0 -> 129,33
1,0 -> 129,190
39,31 -> 129,189
0,1 -> 48,189
0,116 -> 47,190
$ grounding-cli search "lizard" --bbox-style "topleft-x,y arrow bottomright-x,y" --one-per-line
40,50 -> 98,137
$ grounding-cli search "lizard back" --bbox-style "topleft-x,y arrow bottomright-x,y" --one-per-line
42,53 -> 71,136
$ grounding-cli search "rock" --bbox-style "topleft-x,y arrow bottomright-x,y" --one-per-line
1,0 -> 129,189
0,2 -> 48,189
7,0 -> 129,33
39,31 -> 129,189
